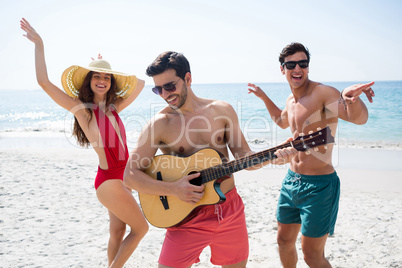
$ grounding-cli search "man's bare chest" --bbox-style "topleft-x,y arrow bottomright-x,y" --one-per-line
160,117 -> 227,156
288,101 -> 326,133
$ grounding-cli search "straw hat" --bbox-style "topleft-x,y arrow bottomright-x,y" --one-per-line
61,59 -> 138,99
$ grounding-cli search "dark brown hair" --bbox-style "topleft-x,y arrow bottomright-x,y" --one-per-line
146,51 -> 191,79
73,71 -> 117,147
279,42 -> 310,65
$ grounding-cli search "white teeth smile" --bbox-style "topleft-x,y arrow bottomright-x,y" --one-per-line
293,75 -> 302,78
167,96 -> 177,102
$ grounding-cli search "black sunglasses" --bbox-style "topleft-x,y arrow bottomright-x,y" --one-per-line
282,60 -> 309,70
152,78 -> 181,95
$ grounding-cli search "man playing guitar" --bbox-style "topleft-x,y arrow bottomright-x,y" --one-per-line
124,51 -> 296,268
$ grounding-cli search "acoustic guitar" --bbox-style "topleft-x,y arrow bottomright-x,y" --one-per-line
139,126 -> 334,228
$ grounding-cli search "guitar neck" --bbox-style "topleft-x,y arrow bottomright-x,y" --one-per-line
199,142 -> 291,184
193,126 -> 333,186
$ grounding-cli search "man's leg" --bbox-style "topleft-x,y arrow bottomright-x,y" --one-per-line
277,222 -> 301,268
301,234 -> 331,268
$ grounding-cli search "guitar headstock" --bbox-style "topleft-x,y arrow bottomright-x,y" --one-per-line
293,126 -> 334,152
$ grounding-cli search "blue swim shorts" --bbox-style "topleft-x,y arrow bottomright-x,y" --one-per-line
276,169 -> 340,238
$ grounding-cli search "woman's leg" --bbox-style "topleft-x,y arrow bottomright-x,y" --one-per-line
97,180 -> 149,268
107,211 -> 126,266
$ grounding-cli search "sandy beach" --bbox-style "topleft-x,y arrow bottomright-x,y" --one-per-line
1,141 -> 402,267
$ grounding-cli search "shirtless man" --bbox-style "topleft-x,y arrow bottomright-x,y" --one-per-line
248,42 -> 375,268
124,51 -> 296,268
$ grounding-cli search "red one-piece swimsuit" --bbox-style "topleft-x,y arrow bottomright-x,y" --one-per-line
93,104 -> 129,190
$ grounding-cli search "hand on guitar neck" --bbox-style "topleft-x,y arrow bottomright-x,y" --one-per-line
246,137 -> 297,169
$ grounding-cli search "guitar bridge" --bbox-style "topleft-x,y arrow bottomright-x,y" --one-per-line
157,172 -> 169,210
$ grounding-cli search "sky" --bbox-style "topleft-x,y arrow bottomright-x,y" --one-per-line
1,0 -> 402,90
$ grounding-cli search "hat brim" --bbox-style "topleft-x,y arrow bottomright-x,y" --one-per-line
61,65 -> 138,99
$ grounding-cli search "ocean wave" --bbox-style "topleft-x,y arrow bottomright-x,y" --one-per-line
1,129 -> 400,150
0,123 -> 71,133
247,137 -> 402,150
0,111 -> 52,121
0,130 -> 400,151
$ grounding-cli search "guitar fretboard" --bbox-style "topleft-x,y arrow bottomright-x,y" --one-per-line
192,142 -> 291,185
189,126 -> 332,186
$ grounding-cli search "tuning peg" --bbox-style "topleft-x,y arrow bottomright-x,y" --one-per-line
317,127 -> 322,131
324,145 -> 328,149
308,130 -> 313,134
299,133 -> 305,136
314,147 -> 319,151
305,150 -> 311,155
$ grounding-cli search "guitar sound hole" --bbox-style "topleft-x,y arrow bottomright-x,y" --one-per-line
188,171 -> 202,186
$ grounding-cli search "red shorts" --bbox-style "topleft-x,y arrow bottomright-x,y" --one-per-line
158,187 -> 249,267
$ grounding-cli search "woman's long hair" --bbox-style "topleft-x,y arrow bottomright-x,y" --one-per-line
73,71 -> 118,147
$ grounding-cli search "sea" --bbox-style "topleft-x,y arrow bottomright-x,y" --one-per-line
0,81 -> 401,150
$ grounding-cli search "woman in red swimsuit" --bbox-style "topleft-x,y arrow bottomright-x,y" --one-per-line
21,18 -> 148,267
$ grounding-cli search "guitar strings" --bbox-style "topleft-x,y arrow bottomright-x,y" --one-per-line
192,128 -> 328,185
200,141 -> 295,182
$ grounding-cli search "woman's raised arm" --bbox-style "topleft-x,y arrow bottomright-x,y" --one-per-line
20,18 -> 81,113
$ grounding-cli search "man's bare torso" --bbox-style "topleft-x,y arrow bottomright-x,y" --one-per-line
155,98 -> 237,193
286,81 -> 339,175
